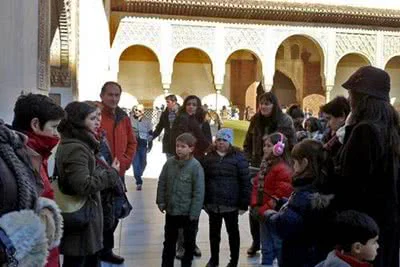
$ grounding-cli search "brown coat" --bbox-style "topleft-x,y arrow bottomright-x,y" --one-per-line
55,129 -> 119,256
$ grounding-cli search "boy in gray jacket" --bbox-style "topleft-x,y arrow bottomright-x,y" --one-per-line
316,210 -> 379,267
157,133 -> 205,267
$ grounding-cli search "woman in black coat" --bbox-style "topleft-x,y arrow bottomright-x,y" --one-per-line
335,66 -> 400,267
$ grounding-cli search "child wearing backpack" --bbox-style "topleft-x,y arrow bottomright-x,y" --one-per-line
250,132 -> 293,266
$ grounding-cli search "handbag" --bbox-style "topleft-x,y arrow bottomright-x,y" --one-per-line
51,164 -> 94,232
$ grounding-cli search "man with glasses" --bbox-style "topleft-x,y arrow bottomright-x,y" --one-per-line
130,104 -> 153,191
153,95 -> 179,158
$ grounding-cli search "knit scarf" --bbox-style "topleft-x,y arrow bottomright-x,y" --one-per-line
0,123 -> 38,210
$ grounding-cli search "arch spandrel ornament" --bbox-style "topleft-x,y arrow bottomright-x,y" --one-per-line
384,35 -> 400,66
335,32 -> 376,65
171,24 -> 216,64
224,27 -> 265,60
112,19 -> 162,59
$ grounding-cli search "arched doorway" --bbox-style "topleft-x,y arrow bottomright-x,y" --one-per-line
332,53 -> 370,99
171,48 -> 214,99
271,71 -> 297,106
385,56 -> 400,110
274,35 -> 325,106
225,50 -> 262,119
118,45 -> 162,107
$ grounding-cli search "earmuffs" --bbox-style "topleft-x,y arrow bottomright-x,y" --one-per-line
273,133 -> 285,157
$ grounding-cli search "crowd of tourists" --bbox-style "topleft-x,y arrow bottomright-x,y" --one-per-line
0,66 -> 399,267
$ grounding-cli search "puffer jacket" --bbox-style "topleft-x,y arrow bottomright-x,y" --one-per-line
250,161 -> 293,216
156,157 -> 205,218
315,250 -> 372,267
202,147 -> 251,210
266,177 -> 334,267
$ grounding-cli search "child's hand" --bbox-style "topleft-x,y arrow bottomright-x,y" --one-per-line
263,209 -> 277,220
239,210 -> 247,216
158,204 -> 165,213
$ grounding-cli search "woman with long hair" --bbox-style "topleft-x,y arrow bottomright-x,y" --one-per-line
335,66 -> 400,267
56,102 -> 120,267
243,91 -> 296,256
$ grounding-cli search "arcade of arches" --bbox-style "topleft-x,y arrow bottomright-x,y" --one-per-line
2,0 -> 400,122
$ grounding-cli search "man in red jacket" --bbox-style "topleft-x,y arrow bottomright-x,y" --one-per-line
99,81 -> 137,264
12,93 -> 65,267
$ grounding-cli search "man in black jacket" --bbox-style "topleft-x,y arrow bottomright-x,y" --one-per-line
153,95 -> 179,158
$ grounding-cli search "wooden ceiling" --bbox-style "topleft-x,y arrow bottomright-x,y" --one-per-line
111,0 -> 400,28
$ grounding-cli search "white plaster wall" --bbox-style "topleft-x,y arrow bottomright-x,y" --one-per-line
170,63 -> 215,98
118,61 -> 163,101
78,0 -> 110,101
0,1 -> 40,124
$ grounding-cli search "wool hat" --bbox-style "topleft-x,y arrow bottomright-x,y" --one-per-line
216,128 -> 234,145
342,66 -> 390,102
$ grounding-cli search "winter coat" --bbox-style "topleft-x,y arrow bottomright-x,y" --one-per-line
26,132 -> 61,267
335,122 -> 400,267
250,161 -> 293,217
171,113 -> 212,159
315,250 -> 372,267
100,105 -> 137,176
153,108 -> 177,154
266,177 -> 334,267
243,112 -> 296,167
156,157 -> 205,218
202,147 -> 251,210
0,121 -> 62,266
55,127 -> 119,256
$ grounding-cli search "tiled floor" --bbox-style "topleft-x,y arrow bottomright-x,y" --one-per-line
102,177 -> 264,267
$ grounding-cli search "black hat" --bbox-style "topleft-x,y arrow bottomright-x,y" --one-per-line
342,66 -> 390,102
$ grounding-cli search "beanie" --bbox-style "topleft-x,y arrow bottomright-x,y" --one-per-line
216,128 -> 234,145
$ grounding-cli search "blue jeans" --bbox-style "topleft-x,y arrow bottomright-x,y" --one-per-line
260,220 -> 282,265
132,142 -> 147,185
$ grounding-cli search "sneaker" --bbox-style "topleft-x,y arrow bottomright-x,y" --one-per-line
194,245 -> 202,257
246,244 -> 260,256
136,184 -> 142,191
176,246 -> 185,260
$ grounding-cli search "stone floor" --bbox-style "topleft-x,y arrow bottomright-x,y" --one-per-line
102,177 -> 264,267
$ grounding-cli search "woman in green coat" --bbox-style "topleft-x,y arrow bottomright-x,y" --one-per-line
55,101 -> 120,267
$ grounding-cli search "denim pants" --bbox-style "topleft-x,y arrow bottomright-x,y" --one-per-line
162,214 -> 198,267
132,140 -> 147,185
208,210 -> 240,266
260,220 -> 282,265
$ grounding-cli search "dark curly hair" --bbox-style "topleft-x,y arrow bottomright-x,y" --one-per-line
12,93 -> 65,132
179,95 -> 205,123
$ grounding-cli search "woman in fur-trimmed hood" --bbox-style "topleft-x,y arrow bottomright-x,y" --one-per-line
0,120 -> 62,266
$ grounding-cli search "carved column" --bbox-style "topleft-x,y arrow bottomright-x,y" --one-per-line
325,85 -> 334,103
38,0 -> 51,92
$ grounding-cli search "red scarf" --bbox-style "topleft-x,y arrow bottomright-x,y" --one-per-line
335,250 -> 373,267
25,131 -> 59,159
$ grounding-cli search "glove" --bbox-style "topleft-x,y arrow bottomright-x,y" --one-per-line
239,210 -> 247,216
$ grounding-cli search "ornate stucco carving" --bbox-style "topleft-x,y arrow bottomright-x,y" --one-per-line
50,0 -> 72,87
224,27 -> 264,59
38,0 -> 51,91
113,20 -> 162,56
384,35 -> 400,63
171,24 -> 215,58
336,32 -> 376,63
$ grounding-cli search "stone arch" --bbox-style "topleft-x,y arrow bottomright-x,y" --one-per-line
171,48 -> 215,99
331,53 -> 371,99
118,45 -> 163,106
172,46 -> 215,68
271,70 -> 297,107
274,34 -> 325,105
335,52 -> 371,70
225,49 -> 263,119
384,56 -> 400,108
